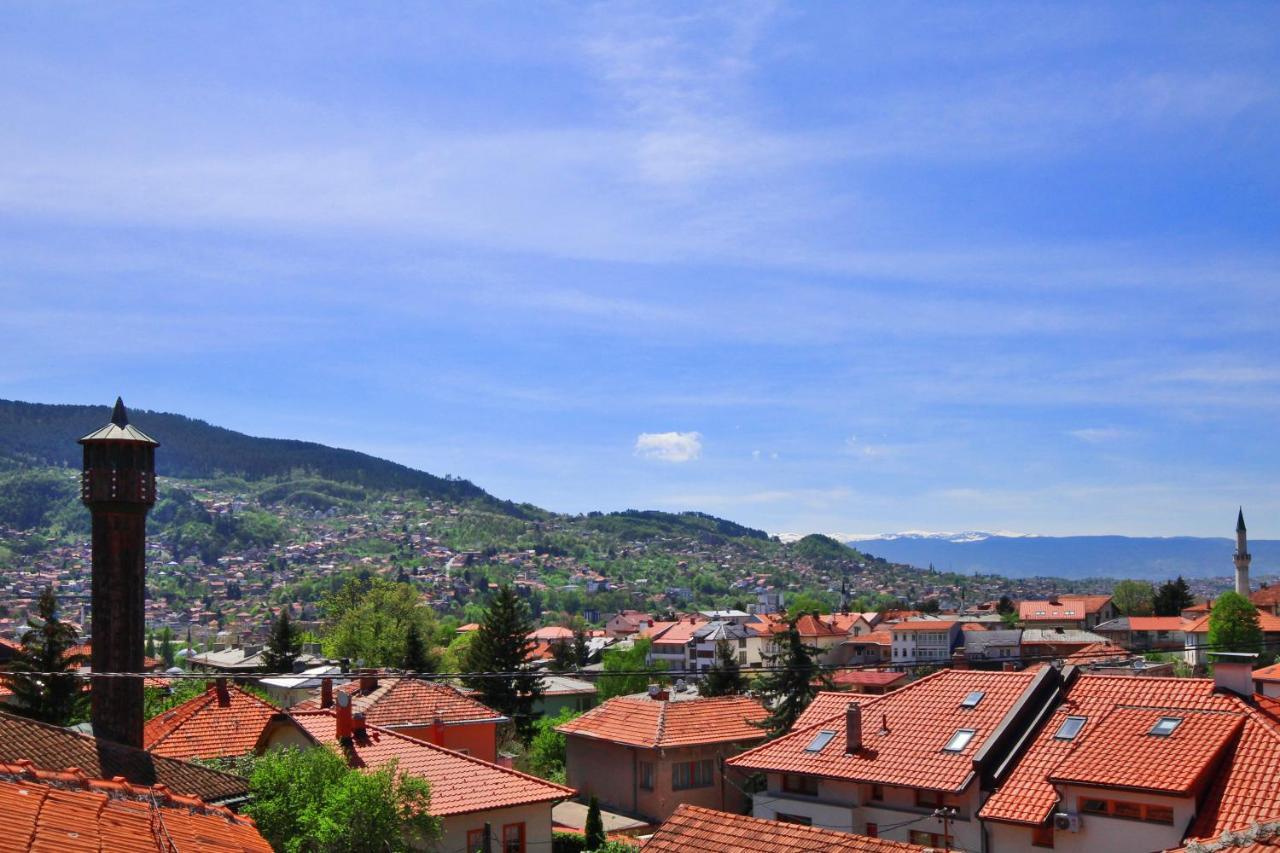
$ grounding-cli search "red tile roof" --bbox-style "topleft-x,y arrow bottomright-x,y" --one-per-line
765,614 -> 846,638
1184,611 -> 1280,634
641,804 -> 930,852
1186,701 -> 1280,842
888,620 -> 958,633
728,669 -> 1041,793
843,630 -> 893,647
1254,663 -> 1280,684
1252,587 -> 1280,608
1063,642 -> 1131,665
828,670 -> 908,689
292,677 -> 505,727
145,683 -> 290,760
980,675 -> 1263,827
1047,706 -> 1243,794
290,711 -> 573,816
794,691 -> 866,731
528,626 -> 574,641
557,696 -> 768,749
0,760 -> 270,851
1019,596 -> 1112,621
0,710 -> 248,804
1125,616 -> 1190,631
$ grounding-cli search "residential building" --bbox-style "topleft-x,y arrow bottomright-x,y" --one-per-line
605,610 -> 655,638
0,761 -> 271,852
1183,611 -> 1280,667
1092,616 -> 1187,651
290,706 -> 573,853
557,694 -> 768,823
979,658 -> 1280,853
1255,663 -> 1280,698
1020,628 -> 1109,661
258,664 -> 344,708
890,620 -> 962,664
727,667 -> 1057,850
1018,596 -> 1116,631
839,630 -> 893,666
962,628 -> 1022,664
642,618 -> 706,670
144,679 -> 312,760
643,803 -> 929,852
535,674 -> 598,716
687,619 -> 768,673
760,613 -> 849,665
292,675 -> 507,762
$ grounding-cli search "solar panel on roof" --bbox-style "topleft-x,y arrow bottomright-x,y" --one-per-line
804,730 -> 837,753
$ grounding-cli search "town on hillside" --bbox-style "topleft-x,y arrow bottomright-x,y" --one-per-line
0,403 -> 1279,853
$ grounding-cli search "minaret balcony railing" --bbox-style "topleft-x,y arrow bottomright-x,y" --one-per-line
81,468 -> 157,504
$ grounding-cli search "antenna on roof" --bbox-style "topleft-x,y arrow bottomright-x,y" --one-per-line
111,397 -> 129,427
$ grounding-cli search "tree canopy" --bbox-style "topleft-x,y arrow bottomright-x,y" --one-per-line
263,609 -> 301,673
596,638 -> 664,701
1,587 -> 87,726
1111,580 -> 1155,616
1208,591 -> 1263,656
463,585 -> 543,740
323,577 -> 439,670
700,639 -> 748,698
752,622 -> 828,738
1154,577 -> 1195,617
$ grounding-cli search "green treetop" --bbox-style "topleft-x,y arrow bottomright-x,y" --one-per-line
263,609 -> 301,673
1208,591 -> 1263,656
1153,577 -> 1195,617
463,585 -> 543,741
752,621 -> 829,738
700,639 -> 748,698
2,587 -> 88,726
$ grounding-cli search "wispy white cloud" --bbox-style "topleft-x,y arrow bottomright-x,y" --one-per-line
1068,427 -> 1127,444
634,431 -> 703,462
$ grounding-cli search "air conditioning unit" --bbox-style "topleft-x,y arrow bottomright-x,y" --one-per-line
1053,812 -> 1081,832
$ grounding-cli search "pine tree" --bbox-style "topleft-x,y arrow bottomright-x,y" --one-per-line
549,639 -> 576,671
584,795 -> 605,850
572,629 -> 591,668
1154,576 -> 1195,617
1208,591 -> 1263,655
701,639 -> 747,697
752,621 -> 828,738
401,621 -> 431,673
146,631 -> 157,659
262,609 -> 300,673
3,587 -> 88,726
463,585 -> 544,740
160,626 -> 175,669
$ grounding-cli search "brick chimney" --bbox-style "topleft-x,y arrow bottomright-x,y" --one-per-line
215,677 -> 230,707
431,715 -> 446,746
359,670 -> 378,694
336,692 -> 353,741
1212,652 -> 1258,697
320,677 -> 333,709
846,702 -> 862,753
952,650 -> 969,670
353,712 -> 368,740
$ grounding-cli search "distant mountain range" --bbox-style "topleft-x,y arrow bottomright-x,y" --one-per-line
844,531 -> 1278,580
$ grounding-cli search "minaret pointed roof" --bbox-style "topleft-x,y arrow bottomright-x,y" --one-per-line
78,398 -> 159,446
1238,507 -> 1247,533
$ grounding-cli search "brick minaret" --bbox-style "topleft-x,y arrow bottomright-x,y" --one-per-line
79,398 -> 158,747
1235,507 -> 1252,598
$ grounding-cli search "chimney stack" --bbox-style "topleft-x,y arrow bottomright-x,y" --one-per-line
431,715 -> 446,746
320,677 -> 333,709
336,692 -> 353,740
79,398 -> 158,748
215,678 -> 230,707
359,670 -> 378,694
1212,652 -> 1258,697
353,712 -> 367,739
846,702 -> 863,753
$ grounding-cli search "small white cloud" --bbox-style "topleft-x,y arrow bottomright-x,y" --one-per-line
751,449 -> 761,461
1068,427 -> 1125,444
634,431 -> 703,463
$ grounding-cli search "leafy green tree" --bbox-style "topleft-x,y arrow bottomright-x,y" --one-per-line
584,796 -> 605,851
785,592 -> 828,620
753,622 -> 828,738
1208,591 -> 1263,655
996,595 -> 1015,615
324,578 -> 440,669
401,621 -> 431,672
597,638 -> 664,701
263,609 -> 301,673
464,585 -> 543,740
2,587 -> 88,726
1112,580 -> 1155,616
700,639 -> 747,697
245,746 -> 440,853
1154,577 -> 1195,617
440,631 -> 475,673
523,707 -> 580,783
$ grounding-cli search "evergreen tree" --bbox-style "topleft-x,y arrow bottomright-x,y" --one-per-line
549,639 -> 576,671
146,631 -> 157,659
1208,591 -> 1263,655
262,609 -> 300,673
2,587 -> 88,726
584,796 -> 605,850
463,585 -> 543,740
159,626 -> 175,669
1154,576 -> 1195,617
572,629 -> 591,668
401,621 -> 432,672
752,621 -> 829,738
700,639 -> 747,697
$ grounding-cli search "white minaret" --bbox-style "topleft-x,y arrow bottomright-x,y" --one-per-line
1234,507 -> 1252,597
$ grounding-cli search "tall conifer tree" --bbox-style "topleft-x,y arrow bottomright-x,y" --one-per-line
3,587 -> 88,726
701,639 -> 747,697
752,621 -> 828,738
263,609 -> 301,673
464,585 -> 543,740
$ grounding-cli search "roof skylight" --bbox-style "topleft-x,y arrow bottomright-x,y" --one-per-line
943,728 -> 976,752
804,730 -> 837,753
1054,716 -> 1087,740
961,691 -> 985,709
1149,717 -> 1182,737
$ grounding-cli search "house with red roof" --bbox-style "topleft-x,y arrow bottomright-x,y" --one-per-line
826,669 -> 909,695
605,610 -> 655,638
889,619 -> 962,664
290,702 -> 573,853
839,629 -> 894,666
1184,611 -> 1280,667
0,760 -> 271,851
1093,615 -> 1189,651
144,678 -> 312,761
641,617 -> 708,670
291,675 -> 506,762
727,668 -> 1058,850
1254,662 -> 1280,698
557,694 -> 768,824
643,803 -> 931,852
979,657 -> 1280,853
1018,596 -> 1117,631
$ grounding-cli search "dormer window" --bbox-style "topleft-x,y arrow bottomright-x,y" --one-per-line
961,691 -> 984,709
1055,715 -> 1086,740
805,730 -> 837,753
1149,717 -> 1182,737
943,728 -> 976,752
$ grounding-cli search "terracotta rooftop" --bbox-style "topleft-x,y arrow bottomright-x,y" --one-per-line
1063,642 -> 1131,666
641,803 -> 931,852
145,682 -> 293,760
729,669 -> 1042,793
0,760 -> 269,851
1253,663 -> 1280,684
0,710 -> 248,804
794,690 -> 870,731
291,710 -> 573,816
1185,612 -> 1280,634
1186,699 -> 1280,842
889,620 -> 958,633
765,613 -> 847,638
557,696 -> 768,749
843,630 -> 893,647
292,677 -> 506,727
828,670 -> 908,689
1018,596 -> 1113,621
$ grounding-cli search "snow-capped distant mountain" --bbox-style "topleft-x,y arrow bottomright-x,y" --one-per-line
844,530 -> 1034,544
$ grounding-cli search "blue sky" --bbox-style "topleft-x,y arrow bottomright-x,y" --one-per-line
2,3 -> 1278,537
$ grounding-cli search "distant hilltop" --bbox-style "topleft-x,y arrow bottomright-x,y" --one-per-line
832,531 -> 1278,581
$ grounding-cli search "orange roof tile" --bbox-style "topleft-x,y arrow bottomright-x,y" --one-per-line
528,626 -> 574,640
0,761 -> 270,851
557,696 -> 768,749
1125,616 -> 1190,631
728,669 -> 1041,793
144,683 -> 291,760
766,614 -> 845,638
794,690 -> 867,731
1063,642 -> 1131,665
1186,701 -> 1280,842
827,670 -> 908,690
1253,587 -> 1280,607
642,804 -> 929,852
1254,663 -> 1280,684
888,620 -> 958,632
1019,596 -> 1112,621
844,630 -> 893,646
980,674 -> 1251,826
292,677 -> 506,727
290,711 -> 573,816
